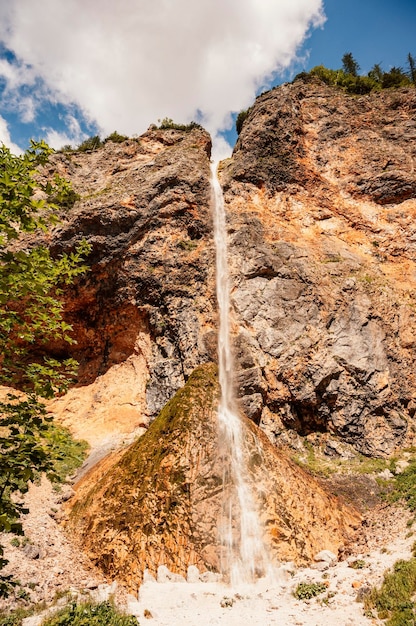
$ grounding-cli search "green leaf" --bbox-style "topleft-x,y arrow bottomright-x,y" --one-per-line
0,140 -> 91,595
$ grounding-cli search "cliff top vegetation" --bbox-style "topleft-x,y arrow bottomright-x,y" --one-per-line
294,51 -> 416,95
236,52 -> 416,136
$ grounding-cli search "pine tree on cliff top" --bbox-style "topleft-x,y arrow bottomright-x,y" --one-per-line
342,52 -> 360,76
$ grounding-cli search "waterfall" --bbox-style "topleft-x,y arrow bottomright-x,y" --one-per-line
211,160 -> 271,586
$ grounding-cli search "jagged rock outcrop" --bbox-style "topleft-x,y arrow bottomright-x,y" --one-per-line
41,127 -> 217,445
16,80 -> 416,590
66,363 -> 359,592
220,80 -> 416,456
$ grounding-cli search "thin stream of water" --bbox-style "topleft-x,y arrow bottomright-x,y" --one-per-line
210,160 -> 270,586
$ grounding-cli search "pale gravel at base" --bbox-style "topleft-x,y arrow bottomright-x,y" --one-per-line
1,477 -> 414,626
128,533 -> 413,626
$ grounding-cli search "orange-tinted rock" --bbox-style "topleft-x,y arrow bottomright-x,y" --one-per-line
23,85 -> 416,457
66,364 -> 359,593
221,81 -> 416,456
39,128 -> 217,420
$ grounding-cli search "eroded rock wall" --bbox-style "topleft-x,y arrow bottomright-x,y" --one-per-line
39,82 -> 416,458
39,83 -> 416,586
42,128 -> 217,444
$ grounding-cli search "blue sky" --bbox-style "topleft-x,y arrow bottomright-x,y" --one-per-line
0,0 -> 414,155
224,0 -> 416,146
292,0 -> 416,77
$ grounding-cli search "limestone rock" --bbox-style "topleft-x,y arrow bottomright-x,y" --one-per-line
157,565 -> 186,583
186,565 -> 200,583
220,81 -> 416,456
27,92 -> 416,456
22,544 -> 42,560
43,127 -> 215,394
314,550 -> 337,565
37,127 -> 217,450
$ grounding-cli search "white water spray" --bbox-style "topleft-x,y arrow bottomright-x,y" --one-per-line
211,160 -> 271,586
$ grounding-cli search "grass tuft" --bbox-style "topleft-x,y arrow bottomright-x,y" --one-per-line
41,600 -> 137,626
387,460 -> 416,511
364,558 -> 416,625
293,581 -> 328,600
45,424 -> 89,484
0,607 -> 35,626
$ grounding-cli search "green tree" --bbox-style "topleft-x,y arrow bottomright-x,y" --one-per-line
407,52 -> 416,85
309,65 -> 342,85
77,135 -> 102,152
342,52 -> 360,76
368,63 -> 384,85
382,66 -> 411,89
236,108 -> 251,135
0,140 -> 90,595
103,131 -> 129,144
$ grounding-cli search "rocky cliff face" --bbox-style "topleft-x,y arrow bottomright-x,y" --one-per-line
44,81 -> 416,458
221,80 -> 416,457
27,80 -> 416,584
43,127 -> 217,446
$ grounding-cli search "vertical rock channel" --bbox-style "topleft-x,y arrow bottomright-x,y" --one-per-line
211,160 -> 271,585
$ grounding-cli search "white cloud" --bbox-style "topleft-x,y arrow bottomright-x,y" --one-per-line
0,115 -> 23,154
0,57 -> 36,90
17,96 -> 36,123
44,114 -> 87,149
211,133 -> 235,162
0,0 -> 324,149
44,129 -> 77,151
